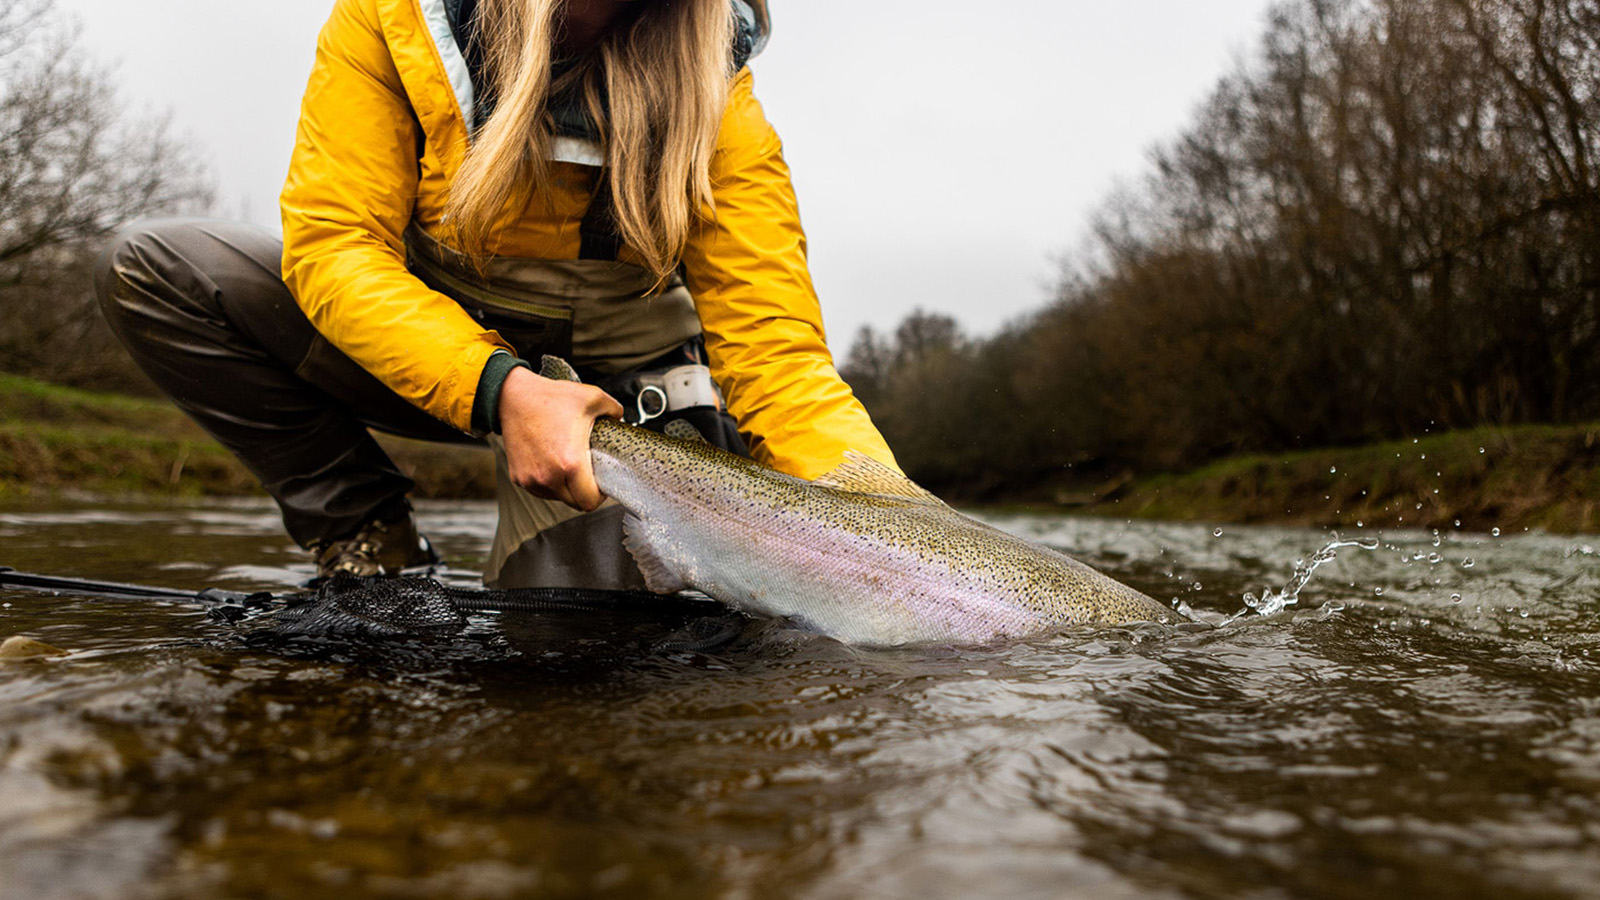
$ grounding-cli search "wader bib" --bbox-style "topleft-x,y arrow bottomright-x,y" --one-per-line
404,226 -> 749,589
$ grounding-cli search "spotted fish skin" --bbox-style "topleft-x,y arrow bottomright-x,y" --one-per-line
541,356 -> 1183,645
584,416 -> 1182,646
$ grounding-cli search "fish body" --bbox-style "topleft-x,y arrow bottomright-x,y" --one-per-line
585,411 -> 1185,647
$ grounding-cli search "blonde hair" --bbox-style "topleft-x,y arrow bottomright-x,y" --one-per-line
445,0 -> 734,282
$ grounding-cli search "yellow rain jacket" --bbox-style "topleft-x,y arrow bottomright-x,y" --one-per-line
280,0 -> 895,479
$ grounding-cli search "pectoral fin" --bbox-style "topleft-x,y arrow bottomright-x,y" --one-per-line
621,513 -> 689,594
812,451 -> 948,507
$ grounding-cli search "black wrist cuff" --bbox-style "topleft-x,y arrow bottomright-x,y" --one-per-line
472,351 -> 533,434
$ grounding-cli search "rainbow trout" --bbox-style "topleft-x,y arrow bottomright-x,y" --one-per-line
545,359 -> 1184,645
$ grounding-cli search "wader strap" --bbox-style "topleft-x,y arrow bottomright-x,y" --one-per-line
402,224 -> 702,373
579,172 -> 623,262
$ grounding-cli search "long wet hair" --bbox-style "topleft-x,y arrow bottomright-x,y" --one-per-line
445,0 -> 734,282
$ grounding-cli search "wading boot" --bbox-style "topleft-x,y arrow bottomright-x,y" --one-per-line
310,510 -> 439,579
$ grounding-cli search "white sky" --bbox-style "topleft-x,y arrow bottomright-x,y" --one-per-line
55,0 -> 1275,348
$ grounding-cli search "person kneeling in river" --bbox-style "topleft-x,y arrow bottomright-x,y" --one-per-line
95,0 -> 895,588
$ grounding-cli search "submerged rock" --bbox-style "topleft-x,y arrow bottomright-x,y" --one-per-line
0,635 -> 68,660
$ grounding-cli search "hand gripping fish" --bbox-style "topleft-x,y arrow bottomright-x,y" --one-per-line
542,358 -> 1186,645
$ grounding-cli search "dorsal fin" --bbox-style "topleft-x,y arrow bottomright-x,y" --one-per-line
539,355 -> 582,383
812,451 -> 947,506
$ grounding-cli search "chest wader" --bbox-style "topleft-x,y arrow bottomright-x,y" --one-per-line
404,226 -> 749,590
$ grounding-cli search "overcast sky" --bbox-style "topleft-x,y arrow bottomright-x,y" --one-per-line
55,0 -> 1275,348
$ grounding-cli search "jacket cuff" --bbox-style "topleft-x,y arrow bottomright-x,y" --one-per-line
471,351 -> 533,434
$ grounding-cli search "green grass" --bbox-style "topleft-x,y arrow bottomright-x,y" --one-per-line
0,374 -> 495,501
1091,423 -> 1600,533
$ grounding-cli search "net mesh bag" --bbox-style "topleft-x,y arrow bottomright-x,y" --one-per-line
256,575 -> 746,653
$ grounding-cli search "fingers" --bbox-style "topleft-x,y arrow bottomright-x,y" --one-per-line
509,465 -> 602,511
507,450 -> 603,511
564,464 -> 605,511
562,389 -> 609,511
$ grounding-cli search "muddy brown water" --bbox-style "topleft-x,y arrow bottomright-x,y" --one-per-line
2,498 -> 1599,899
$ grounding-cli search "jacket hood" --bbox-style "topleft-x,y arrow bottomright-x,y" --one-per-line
735,0 -> 769,58
746,0 -> 769,35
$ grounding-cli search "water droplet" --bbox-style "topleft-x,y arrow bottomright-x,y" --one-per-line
1462,557 -> 1476,569
1450,593 -> 1462,603
1330,466 -> 1337,474
1192,582 -> 1203,591
1491,527 -> 1501,537
1479,447 -> 1486,454
1428,553 -> 1442,564
1454,519 -> 1462,528
1356,520 -> 1364,527
1415,503 -> 1423,510
1374,587 -> 1385,595
1213,528 -> 1224,537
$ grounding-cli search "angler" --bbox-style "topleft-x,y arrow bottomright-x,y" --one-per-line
96,0 -> 894,590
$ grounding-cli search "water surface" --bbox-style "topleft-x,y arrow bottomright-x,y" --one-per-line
3,499 -> 1598,899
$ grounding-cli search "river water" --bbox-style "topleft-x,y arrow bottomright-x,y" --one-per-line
2,499 -> 1599,899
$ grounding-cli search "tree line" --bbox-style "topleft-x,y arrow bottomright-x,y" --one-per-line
0,0 -> 209,391
843,0 -> 1600,499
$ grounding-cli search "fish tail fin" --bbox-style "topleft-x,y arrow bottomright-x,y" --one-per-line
539,355 -> 582,383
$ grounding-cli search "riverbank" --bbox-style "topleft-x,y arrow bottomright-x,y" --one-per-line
0,374 -> 495,501
1061,424 -> 1600,534
4,375 -> 1597,533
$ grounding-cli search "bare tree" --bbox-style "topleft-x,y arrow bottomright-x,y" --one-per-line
0,0 -> 211,389
853,0 -> 1600,494
839,325 -> 894,406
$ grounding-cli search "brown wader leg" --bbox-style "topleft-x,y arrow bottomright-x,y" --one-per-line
94,217 -> 470,549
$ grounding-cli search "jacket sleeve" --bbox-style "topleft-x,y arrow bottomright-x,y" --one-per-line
680,69 -> 899,480
279,0 -> 511,432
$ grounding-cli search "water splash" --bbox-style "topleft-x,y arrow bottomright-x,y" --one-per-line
1228,537 -> 1380,623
